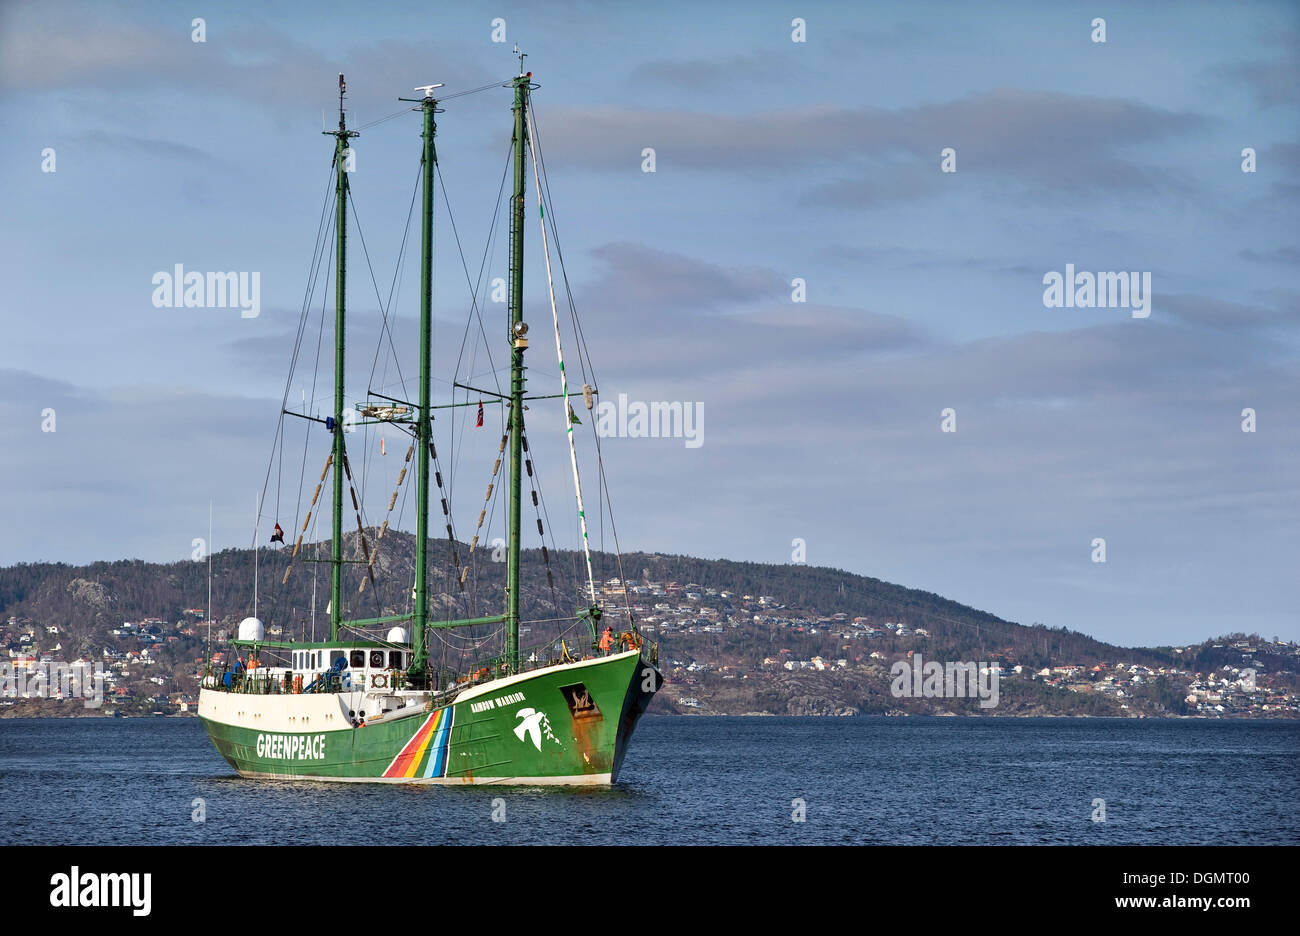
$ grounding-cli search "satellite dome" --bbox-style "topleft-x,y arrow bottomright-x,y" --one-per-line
386,626 -> 410,644
237,617 -> 265,642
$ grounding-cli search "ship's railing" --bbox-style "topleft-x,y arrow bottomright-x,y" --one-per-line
200,665 -> 416,696
199,629 -> 659,696
200,665 -> 301,696
436,628 -> 658,689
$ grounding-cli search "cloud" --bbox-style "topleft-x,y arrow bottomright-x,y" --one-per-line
1210,42 -> 1300,109
536,88 -> 1205,206
72,130 -> 229,168
0,8 -> 495,121
1239,246 -> 1300,265
0,367 -> 276,564
802,163 -> 942,208
820,243 -> 1037,277
629,53 -> 789,91
586,241 -> 782,309
6,283 -> 1297,643
824,19 -> 951,52
1161,293 -> 1300,329
1264,141 -> 1300,172
559,299 -> 1299,644
563,242 -> 928,381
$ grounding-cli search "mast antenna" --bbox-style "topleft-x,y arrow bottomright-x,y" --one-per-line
514,43 -> 527,76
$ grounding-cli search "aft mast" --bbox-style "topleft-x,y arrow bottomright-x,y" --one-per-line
505,61 -> 532,675
326,74 -> 357,643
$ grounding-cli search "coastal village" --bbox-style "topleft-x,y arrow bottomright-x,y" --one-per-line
2,574 -> 1298,718
596,577 -> 1300,717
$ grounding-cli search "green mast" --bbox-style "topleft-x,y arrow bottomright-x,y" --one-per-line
327,74 -> 357,643
505,68 -> 532,675
411,86 -> 440,679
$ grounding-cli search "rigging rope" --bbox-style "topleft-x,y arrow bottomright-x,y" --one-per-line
254,161 -> 337,625
521,431 -> 564,615
252,159 -> 336,554
525,107 -> 597,606
531,103 -> 638,628
280,454 -> 332,586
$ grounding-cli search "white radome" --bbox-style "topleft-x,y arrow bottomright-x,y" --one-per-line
237,617 -> 265,642
386,626 -> 410,644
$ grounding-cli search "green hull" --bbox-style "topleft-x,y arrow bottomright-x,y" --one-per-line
199,649 -> 658,785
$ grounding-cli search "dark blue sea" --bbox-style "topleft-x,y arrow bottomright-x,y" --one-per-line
1,716 -> 1296,845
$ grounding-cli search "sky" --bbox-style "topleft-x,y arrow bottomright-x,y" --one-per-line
1,0 -> 1297,646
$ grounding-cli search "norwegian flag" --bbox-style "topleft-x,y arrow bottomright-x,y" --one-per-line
476,401 -> 484,428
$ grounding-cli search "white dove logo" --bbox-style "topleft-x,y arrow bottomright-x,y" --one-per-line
513,708 -> 545,750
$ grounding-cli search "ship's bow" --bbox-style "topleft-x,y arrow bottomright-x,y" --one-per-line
611,652 -> 661,783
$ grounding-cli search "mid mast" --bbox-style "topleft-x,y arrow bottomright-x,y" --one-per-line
325,73 -> 357,643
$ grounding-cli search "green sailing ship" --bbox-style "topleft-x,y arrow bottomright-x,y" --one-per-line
199,62 -> 661,785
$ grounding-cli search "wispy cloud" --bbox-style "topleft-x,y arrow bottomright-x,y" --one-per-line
1161,293 -> 1300,329
0,8 -> 494,121
538,88 -> 1205,205
1209,25 -> 1300,110
1239,246 -> 1300,265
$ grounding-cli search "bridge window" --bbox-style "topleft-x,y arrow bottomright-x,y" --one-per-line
350,650 -> 365,668
389,651 -> 404,669
370,651 -> 385,668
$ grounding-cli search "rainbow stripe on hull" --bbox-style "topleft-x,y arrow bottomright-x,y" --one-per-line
383,706 -> 454,779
